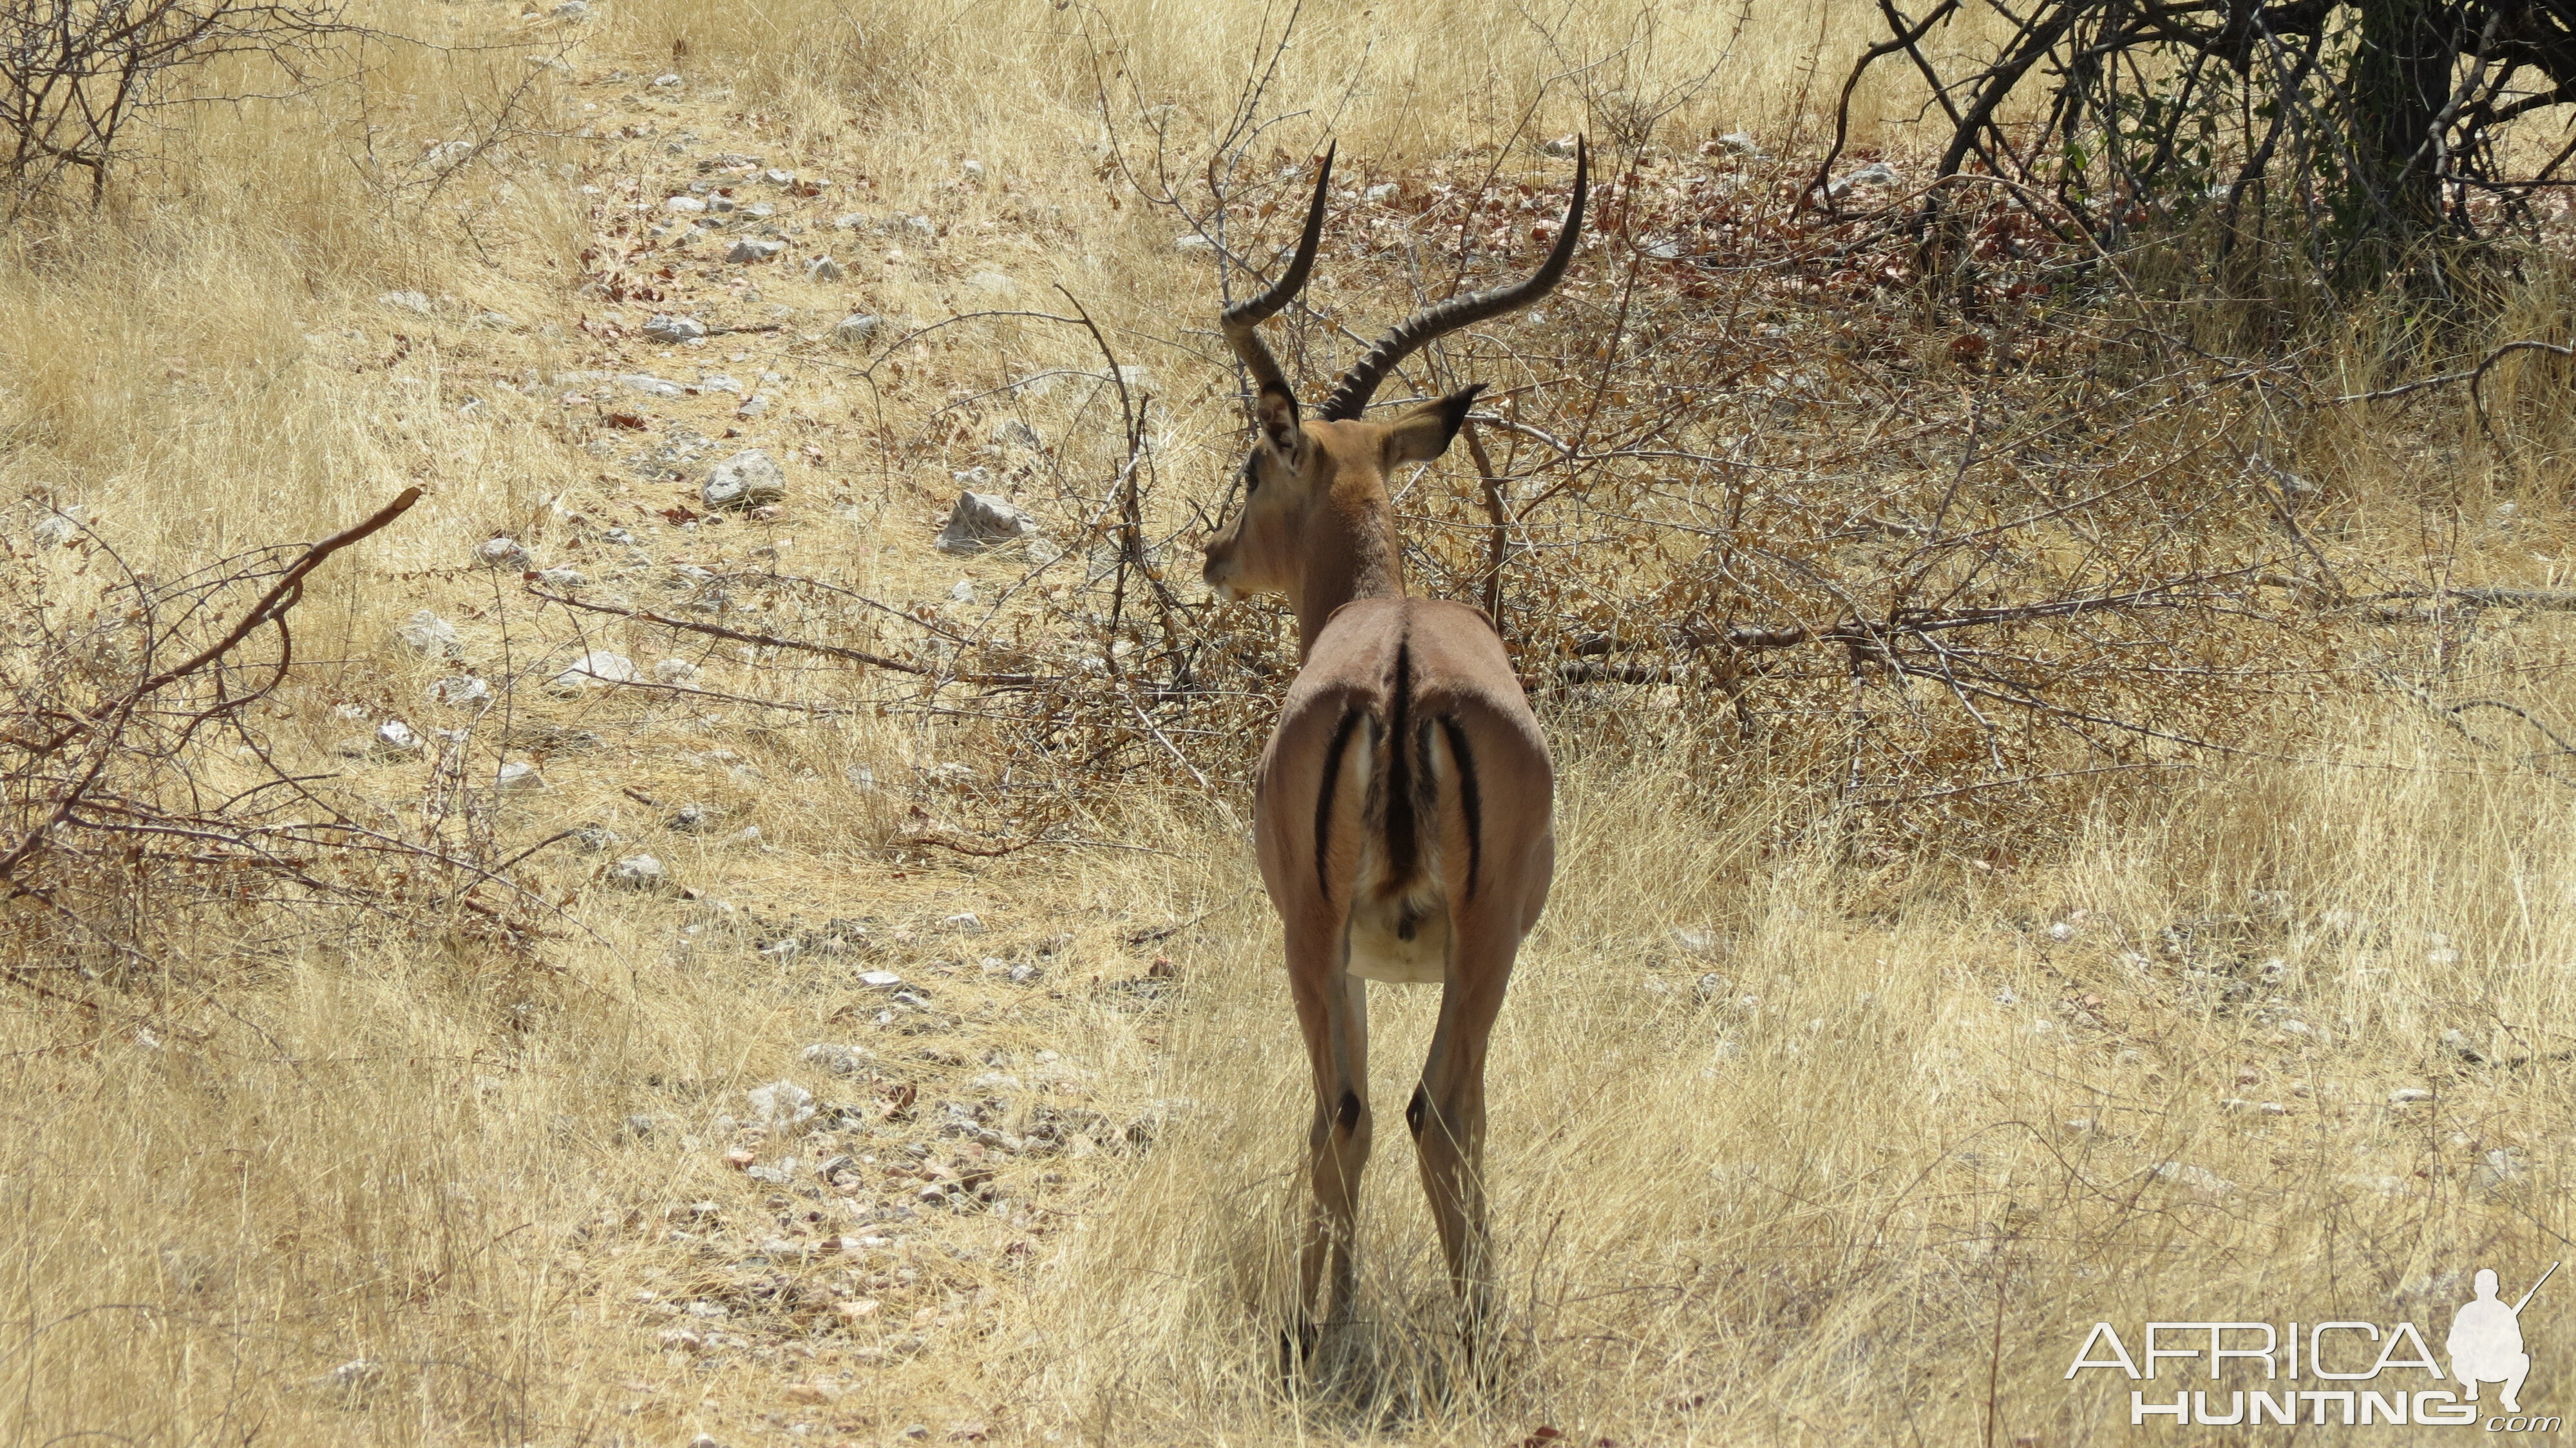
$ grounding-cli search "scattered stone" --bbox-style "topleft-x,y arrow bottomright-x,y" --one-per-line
471,537 -> 531,571
395,609 -> 462,658
989,418 -> 1043,452
1174,234 -> 1218,254
1540,135 -> 1580,157
2150,1160 -> 2236,1197
806,256 -> 844,282
1713,130 -> 1772,160
536,567 -> 589,588
620,374 -> 687,397
2391,1087 -> 2436,1105
845,313 -> 896,350
495,761 -> 545,792
651,72 -> 683,88
833,212 -> 872,230
949,580 -> 976,604
1828,160 -> 1903,198
703,449 -> 787,510
665,195 -> 707,213
428,674 -> 489,707
884,214 -> 936,241
374,718 -> 421,754
934,491 -> 1037,554
652,658 -> 702,686
748,1080 -> 816,1130
379,290 -> 432,314
573,825 -> 620,853
1008,962 -> 1041,985
1363,182 -> 1398,204
551,651 -> 637,690
1671,927 -> 1719,956
2473,1147 -> 2528,1195
858,970 -> 904,989
469,310 -> 515,330
668,803 -> 711,832
608,855 -> 667,890
30,508 -> 87,546
943,912 -> 984,933
550,0 -> 588,15
803,1043 -> 874,1075
727,238 -> 787,263
643,314 -> 708,343
960,159 -> 985,184
728,826 -> 764,848
330,736 -> 372,759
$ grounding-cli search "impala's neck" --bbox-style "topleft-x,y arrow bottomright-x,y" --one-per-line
1290,476 -> 1405,660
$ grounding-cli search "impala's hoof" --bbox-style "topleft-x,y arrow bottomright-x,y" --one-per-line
1278,1320 -> 1320,1379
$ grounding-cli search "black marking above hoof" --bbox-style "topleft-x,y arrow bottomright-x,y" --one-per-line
1336,1089 -> 1362,1132
1405,1083 -> 1428,1137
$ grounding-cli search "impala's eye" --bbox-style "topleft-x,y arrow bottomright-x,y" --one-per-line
1242,453 -> 1261,494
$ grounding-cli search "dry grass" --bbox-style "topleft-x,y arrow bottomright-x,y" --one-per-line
3,1 -> 2575,1445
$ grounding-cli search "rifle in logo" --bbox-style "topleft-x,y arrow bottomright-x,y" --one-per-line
2452,1261 -> 2557,1415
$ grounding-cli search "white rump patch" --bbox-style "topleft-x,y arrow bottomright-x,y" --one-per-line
1347,892 -> 1448,984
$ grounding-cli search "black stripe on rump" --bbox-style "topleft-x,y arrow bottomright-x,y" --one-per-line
1381,638 -> 1417,885
1437,715 -> 1483,899
1312,709 -> 1361,899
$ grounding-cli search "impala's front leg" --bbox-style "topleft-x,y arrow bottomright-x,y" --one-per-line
1287,931 -> 1370,1351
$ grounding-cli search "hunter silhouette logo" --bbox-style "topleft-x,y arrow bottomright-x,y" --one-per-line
2452,1263 -> 2553,1415
2068,1261 -> 2561,1429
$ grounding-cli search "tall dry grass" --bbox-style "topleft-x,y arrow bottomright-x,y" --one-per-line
2,1 -> 2573,1445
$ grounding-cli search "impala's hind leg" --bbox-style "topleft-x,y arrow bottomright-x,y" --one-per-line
1408,917 -> 1515,1348
1288,943 -> 1370,1357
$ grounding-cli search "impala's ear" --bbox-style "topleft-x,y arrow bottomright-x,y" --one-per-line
1383,383 -> 1486,466
1255,385 -> 1302,459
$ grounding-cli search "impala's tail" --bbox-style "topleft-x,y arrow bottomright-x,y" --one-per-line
1315,638 -> 1484,984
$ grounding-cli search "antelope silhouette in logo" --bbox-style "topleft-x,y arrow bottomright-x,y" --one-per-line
1199,138 -> 1587,1353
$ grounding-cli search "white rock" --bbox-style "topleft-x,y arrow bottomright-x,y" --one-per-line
747,1080 -> 815,1130
831,312 -> 881,347
374,718 -> 421,754
665,195 -> 707,213
379,290 -> 432,314
2150,1160 -> 2236,1197
654,658 -> 702,685
620,374 -> 687,397
1828,161 -> 1903,199
703,449 -> 786,509
552,651 -> 637,690
469,310 -> 515,330
551,0 -> 588,16
495,761 -> 545,792
1175,234 -> 1218,254
943,911 -> 983,933
934,491 -> 1037,554
832,212 -> 871,230
883,214 -> 935,241
536,567 -> 590,588
802,1043 -> 873,1075
949,580 -> 976,603
726,238 -> 787,263
1540,135 -> 1579,157
608,854 -> 666,889
989,419 -> 1042,452
806,256 -> 844,282
651,72 -> 683,88
395,609 -> 461,658
2391,1087 -> 2436,1105
857,970 -> 903,989
471,537 -> 531,571
428,674 -> 489,706
1363,182 -> 1398,203
960,159 -> 985,183
1714,131 -> 1772,160
30,508 -> 87,546
643,314 -> 707,342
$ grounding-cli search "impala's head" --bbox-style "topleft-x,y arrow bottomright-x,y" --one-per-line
1200,140 -> 1587,604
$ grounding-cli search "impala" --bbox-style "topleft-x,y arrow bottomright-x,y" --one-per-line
1200,138 -> 1587,1355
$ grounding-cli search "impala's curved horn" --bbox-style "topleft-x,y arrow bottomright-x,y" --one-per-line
1221,143 -> 1335,402
1320,136 -> 1587,422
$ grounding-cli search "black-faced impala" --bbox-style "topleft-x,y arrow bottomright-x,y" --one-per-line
1199,139 -> 1587,1357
